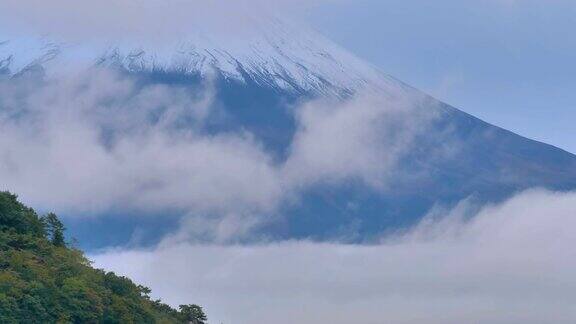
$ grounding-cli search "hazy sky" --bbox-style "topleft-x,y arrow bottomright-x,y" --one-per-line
308,0 -> 576,154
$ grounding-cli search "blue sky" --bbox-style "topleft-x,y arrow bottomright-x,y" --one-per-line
308,0 -> 576,153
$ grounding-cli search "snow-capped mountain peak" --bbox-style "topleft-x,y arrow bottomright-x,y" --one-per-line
0,18 -> 405,96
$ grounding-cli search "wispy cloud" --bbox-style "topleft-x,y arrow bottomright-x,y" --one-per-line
92,189 -> 576,324
0,69 -> 281,215
284,94 -> 436,189
0,67 -> 435,242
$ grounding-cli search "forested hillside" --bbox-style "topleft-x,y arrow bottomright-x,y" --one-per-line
0,191 -> 207,323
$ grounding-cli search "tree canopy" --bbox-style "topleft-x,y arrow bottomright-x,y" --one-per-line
0,191 -> 207,323
179,304 -> 208,324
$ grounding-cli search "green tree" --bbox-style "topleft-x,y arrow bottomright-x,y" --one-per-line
43,213 -> 66,247
0,191 -> 44,236
179,304 -> 208,324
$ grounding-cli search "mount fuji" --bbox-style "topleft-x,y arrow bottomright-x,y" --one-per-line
2,17 -> 576,249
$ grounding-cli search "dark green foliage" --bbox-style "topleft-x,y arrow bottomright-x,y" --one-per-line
0,192 -> 45,237
0,191 -> 206,323
179,304 -> 208,324
43,213 -> 66,247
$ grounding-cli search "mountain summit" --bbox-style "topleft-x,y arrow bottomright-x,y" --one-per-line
1,18 -> 404,96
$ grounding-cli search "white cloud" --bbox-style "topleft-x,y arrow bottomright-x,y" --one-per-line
0,68 -> 282,215
92,189 -> 576,324
0,67 -> 432,242
283,94 -> 436,189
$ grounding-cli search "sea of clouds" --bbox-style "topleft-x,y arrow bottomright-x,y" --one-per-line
4,67 -> 570,323
93,189 -> 576,324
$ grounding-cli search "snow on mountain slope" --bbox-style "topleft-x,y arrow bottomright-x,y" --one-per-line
0,18 -> 407,97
